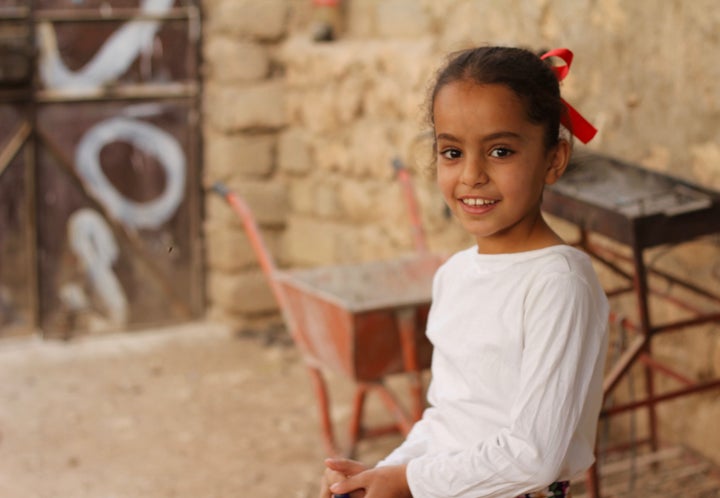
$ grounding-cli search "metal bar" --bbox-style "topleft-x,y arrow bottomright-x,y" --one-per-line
0,6 -> 30,20
647,264 -> 720,305
584,464 -> 600,498
599,437 -> 654,455
652,312 -> 720,335
346,382 -> 368,457
24,117 -> 39,334
583,240 -> 635,282
307,365 -> 341,458
587,235 -> 720,306
604,285 -> 636,298
638,353 -> 695,386
608,311 -> 641,333
33,7 -> 194,23
0,121 -> 31,178
0,89 -> 33,102
395,307 -> 425,421
373,383 -> 413,435
185,4 -> 202,317
603,335 -> 647,396
35,82 -> 198,104
629,240 -> 659,452
392,158 -> 428,252
601,378 -> 720,417
214,186 -> 281,296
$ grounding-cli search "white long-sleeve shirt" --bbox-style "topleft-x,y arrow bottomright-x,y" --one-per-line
377,245 -> 609,498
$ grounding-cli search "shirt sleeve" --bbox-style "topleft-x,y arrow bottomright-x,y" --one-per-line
405,271 -> 608,498
375,415 -> 432,467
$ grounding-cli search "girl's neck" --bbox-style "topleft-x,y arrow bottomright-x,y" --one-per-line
475,215 -> 565,255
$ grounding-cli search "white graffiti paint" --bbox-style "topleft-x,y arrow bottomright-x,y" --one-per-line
67,208 -> 128,325
37,1 -> 189,325
75,116 -> 186,229
37,0 -> 175,90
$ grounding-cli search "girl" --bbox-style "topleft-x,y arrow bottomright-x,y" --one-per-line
320,45 -> 609,498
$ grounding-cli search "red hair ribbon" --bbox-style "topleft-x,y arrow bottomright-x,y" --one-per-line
540,48 -> 597,144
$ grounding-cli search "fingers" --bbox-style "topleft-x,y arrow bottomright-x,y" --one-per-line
320,459 -> 368,498
319,468 -> 347,498
324,458 -> 368,476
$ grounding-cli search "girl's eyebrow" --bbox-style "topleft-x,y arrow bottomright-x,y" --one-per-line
435,132 -> 460,143
482,131 -> 524,142
436,131 -> 524,142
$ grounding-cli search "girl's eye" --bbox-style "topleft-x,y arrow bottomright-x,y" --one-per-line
440,148 -> 462,160
489,147 -> 513,158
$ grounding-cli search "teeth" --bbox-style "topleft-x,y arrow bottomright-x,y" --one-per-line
462,198 -> 497,206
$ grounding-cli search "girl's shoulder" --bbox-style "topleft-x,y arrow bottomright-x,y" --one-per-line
439,244 -> 593,275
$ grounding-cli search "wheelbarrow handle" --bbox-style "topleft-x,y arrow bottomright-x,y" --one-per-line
211,181 -> 230,197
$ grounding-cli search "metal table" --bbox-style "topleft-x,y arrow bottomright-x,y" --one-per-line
543,151 -> 720,497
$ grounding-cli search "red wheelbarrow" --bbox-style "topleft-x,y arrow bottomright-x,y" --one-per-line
213,182 -> 442,457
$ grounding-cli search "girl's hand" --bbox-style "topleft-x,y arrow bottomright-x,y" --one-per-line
328,464 -> 411,498
318,458 -> 368,498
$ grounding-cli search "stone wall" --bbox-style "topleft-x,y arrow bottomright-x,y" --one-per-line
200,0 -> 720,463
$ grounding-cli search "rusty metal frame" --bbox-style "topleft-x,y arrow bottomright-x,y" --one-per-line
542,151 -> 720,498
214,183 -> 436,457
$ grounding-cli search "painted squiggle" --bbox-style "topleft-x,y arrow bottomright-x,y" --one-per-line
75,116 -> 186,229
37,0 -> 174,90
68,208 -> 128,325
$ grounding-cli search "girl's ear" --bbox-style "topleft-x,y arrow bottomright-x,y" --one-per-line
544,139 -> 571,185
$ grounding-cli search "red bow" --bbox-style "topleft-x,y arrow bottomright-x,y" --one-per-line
541,48 -> 597,144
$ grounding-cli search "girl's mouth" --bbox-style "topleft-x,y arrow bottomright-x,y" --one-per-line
461,197 -> 498,207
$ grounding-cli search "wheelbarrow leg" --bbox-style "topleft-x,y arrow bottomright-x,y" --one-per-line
347,384 -> 370,458
306,365 -> 341,457
396,307 -> 425,421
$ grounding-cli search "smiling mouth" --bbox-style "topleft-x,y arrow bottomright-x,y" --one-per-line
461,198 -> 498,206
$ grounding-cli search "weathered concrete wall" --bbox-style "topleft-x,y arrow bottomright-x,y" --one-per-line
200,0 -> 720,463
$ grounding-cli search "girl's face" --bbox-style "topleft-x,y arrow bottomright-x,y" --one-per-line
433,81 -> 569,254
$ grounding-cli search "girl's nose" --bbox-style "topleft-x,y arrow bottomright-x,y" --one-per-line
460,156 -> 489,186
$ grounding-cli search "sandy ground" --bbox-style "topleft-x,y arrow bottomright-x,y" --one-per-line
3,322 -> 720,498
0,322 -> 404,498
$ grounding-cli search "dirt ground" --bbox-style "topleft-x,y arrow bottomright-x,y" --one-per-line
0,322 -> 405,498
3,321 -> 720,498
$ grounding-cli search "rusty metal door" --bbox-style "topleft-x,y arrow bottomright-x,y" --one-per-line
0,0 -> 203,339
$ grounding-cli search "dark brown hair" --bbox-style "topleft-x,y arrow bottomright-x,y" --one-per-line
429,46 -> 568,149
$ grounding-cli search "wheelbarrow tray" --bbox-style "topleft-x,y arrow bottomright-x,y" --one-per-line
275,254 -> 442,382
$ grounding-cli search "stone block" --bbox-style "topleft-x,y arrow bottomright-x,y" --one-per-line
289,176 -> 339,217
278,128 -> 313,175
376,0 -> 431,38
226,179 -> 288,228
345,0 -> 379,37
283,215 -> 356,266
207,269 -> 277,315
204,180 -> 287,228
204,222 -> 257,272
294,87 -> 341,134
203,130 -> 275,181
205,193 -> 243,227
348,119 -> 398,179
205,0 -> 288,40
204,221 -> 282,272
203,37 -> 270,82
287,178 -> 314,215
338,180 -> 381,223
313,177 -> 342,218
204,81 -> 286,132
312,136 -> 351,174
